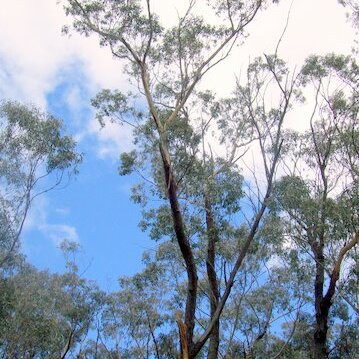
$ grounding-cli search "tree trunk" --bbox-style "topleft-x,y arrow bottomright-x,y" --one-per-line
313,300 -> 330,359
312,232 -> 358,359
160,142 -> 198,353
312,242 -> 328,359
204,188 -> 220,359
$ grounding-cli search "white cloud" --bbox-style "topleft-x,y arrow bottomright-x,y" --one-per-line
198,0 -> 355,96
0,0 -> 137,161
0,0 -> 126,105
23,196 -> 79,246
39,223 -> 79,246
55,207 -> 70,216
23,196 -> 48,233
86,115 -> 134,160
0,0 -> 355,161
64,84 -> 84,113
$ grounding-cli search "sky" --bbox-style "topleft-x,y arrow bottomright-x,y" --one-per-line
0,0 -> 356,290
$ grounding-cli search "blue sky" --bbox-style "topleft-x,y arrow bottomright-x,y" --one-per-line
0,0 -> 356,290
22,64 -> 153,290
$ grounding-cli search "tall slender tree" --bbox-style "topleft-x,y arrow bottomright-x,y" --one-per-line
273,54 -> 358,359
61,1 -> 286,356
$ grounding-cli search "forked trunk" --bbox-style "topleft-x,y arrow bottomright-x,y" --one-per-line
311,232 -> 358,359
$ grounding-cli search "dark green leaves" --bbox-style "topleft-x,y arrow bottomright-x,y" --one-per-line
119,150 -> 137,175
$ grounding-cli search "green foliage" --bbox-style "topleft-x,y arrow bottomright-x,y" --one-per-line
0,100 -> 81,173
99,261 -> 177,358
63,0 -> 163,55
0,262 -> 103,358
301,53 -> 359,85
119,150 -> 137,175
0,100 -> 81,268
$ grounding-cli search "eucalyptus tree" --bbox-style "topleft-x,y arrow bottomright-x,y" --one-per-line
60,0 -> 305,356
272,54 -> 358,359
99,256 -> 175,358
0,260 -> 103,358
97,52 -> 359,359
0,100 -> 81,268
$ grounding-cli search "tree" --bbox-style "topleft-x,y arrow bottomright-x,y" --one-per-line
272,54 -> 358,359
0,264 -> 102,358
99,260 -> 176,358
51,50 -> 358,359
60,1 -> 315,357
0,240 -> 103,358
61,1 -> 358,358
0,100 -> 81,268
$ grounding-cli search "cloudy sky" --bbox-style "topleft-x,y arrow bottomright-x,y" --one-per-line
0,0 -> 356,289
